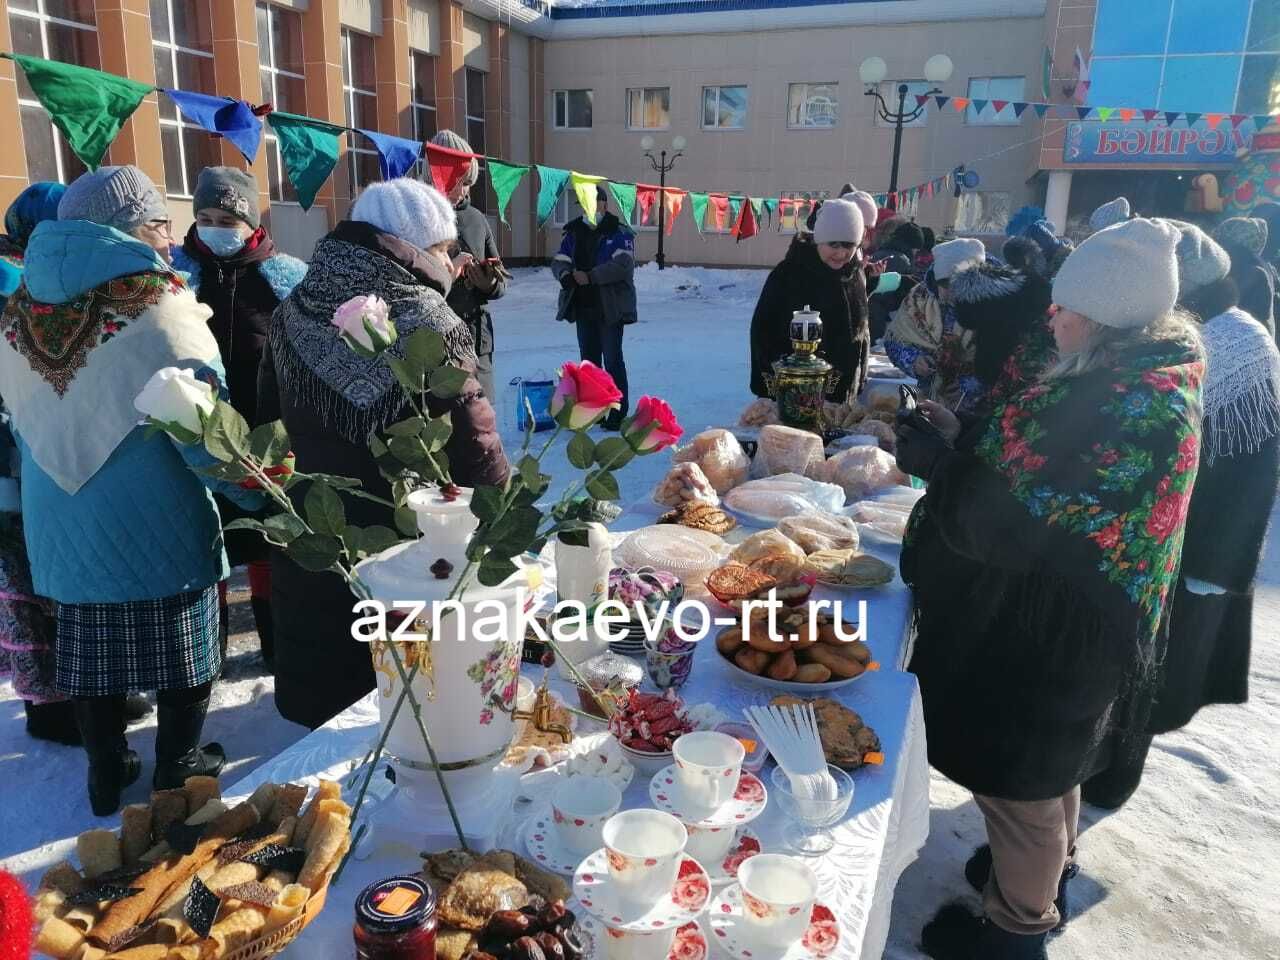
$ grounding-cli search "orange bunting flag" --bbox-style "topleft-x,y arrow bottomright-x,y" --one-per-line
662,189 -> 685,235
636,183 -> 659,225
951,98 -> 970,112
1118,108 -> 1136,123
709,194 -> 730,230
1204,114 -> 1225,130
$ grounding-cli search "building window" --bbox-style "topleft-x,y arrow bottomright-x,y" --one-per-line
342,29 -> 380,196
257,1 -> 305,203
954,192 -> 1012,234
702,85 -> 748,129
787,83 -> 838,129
9,0 -> 99,184
779,190 -> 829,232
873,81 -> 930,128
626,87 -> 670,130
152,0 -> 217,199
965,76 -> 1025,125
553,89 -> 593,129
1238,54 -> 1280,115
552,190 -> 649,231
465,67 -> 488,216
411,51 -> 437,142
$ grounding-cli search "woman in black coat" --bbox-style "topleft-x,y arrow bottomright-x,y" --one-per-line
750,199 -> 869,402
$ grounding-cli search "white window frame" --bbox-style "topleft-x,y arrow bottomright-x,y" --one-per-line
553,89 -> 593,130
10,1 -> 98,184
410,50 -> 437,141
153,0 -> 215,198
787,82 -> 839,129
873,81 -> 931,128
965,76 -> 1025,126
465,66 -> 488,215
342,28 -> 379,195
258,1 -> 305,204
701,84 -> 748,130
626,86 -> 671,131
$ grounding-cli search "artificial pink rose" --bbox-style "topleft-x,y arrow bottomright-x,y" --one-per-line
623,396 -> 684,453
331,294 -> 396,356
550,360 -> 623,430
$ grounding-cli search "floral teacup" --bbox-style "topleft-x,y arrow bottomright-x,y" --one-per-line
552,776 -> 622,855
602,810 -> 688,916
738,854 -> 818,948
644,630 -> 696,690
673,731 -> 745,816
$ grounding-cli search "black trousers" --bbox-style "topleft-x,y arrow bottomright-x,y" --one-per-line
573,306 -> 629,417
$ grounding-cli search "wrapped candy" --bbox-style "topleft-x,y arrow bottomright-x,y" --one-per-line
738,398 -> 780,427
652,461 -> 719,507
776,513 -> 860,553
822,447 -> 908,501
756,424 -> 825,478
671,428 -> 751,494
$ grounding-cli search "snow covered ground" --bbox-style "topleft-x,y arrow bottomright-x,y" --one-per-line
3,265 -> 1278,958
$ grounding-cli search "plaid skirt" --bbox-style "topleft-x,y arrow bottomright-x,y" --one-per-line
55,585 -> 221,697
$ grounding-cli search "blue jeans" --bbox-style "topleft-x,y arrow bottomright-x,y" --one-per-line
573,306 -> 629,419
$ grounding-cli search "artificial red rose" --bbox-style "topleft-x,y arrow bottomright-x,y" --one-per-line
623,396 -> 684,453
1175,434 -> 1199,473
550,360 -> 623,430
1146,491 -> 1188,543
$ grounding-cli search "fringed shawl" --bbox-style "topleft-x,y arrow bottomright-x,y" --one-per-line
1200,307 -> 1280,466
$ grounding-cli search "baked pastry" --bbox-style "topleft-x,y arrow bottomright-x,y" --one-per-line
739,397 -> 780,427
730,529 -> 806,565
658,500 -> 737,534
437,851 -> 528,931
746,553 -> 808,582
757,424 -> 825,478
771,695 -> 883,769
513,852 -> 571,903
776,513 -> 860,553
436,925 -> 477,960
653,461 -> 719,507
672,428 -> 750,493
705,563 -> 776,604
804,550 -> 895,587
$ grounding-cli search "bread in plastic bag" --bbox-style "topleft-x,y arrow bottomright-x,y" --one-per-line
739,398 -> 780,427
823,446 -> 908,501
653,461 -> 719,507
756,424 -> 826,479
849,501 -> 912,543
777,513 -> 861,553
671,428 -> 751,494
729,529 -> 807,565
849,418 -> 897,452
723,474 -> 848,520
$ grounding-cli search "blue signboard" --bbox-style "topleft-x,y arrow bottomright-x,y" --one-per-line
1064,121 -> 1251,165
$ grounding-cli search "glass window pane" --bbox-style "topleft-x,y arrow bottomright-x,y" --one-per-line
1159,54 -> 1241,111
1086,57 -> 1163,108
260,69 -> 274,109
1168,0 -> 1249,54
720,85 -> 747,127
183,125 -> 220,197
43,0 -> 96,25
1237,54 -> 1280,114
149,0 -> 171,42
20,106 -> 58,183
1249,0 -> 1280,52
795,83 -> 839,128
467,68 -> 486,116
256,2 -> 271,59
172,0 -> 211,52
414,106 -> 437,141
8,0 -> 37,10
349,150 -> 380,195
341,31 -> 352,86
160,124 -> 185,195
266,139 -> 283,201
571,90 -> 592,127
175,49 -> 215,94
154,49 -> 177,118
703,87 -> 717,127
350,32 -> 376,90
353,92 -> 378,130
276,74 -> 305,114
45,21 -> 99,71
413,52 -> 435,104
628,90 -> 640,128
274,9 -> 304,74
10,16 -> 42,101
1093,0 -> 1172,56
555,91 -> 566,127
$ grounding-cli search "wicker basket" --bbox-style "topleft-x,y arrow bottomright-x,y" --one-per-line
223,886 -> 330,960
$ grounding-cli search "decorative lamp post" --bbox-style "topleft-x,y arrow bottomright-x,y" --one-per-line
641,134 -> 686,270
859,54 -> 954,210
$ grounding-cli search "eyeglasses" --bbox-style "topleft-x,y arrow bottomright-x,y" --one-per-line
826,241 -> 857,251
144,219 -> 173,235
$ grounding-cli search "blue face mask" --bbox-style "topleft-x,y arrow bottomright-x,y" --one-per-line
197,224 -> 248,257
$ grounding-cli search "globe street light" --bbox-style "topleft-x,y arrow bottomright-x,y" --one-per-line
642,136 -> 685,270
861,54 -> 954,210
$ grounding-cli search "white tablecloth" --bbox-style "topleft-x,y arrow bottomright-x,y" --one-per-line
224,554 -> 929,960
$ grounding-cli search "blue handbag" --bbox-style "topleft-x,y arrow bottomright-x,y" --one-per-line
510,376 -> 556,433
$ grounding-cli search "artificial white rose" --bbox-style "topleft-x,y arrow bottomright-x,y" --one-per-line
134,366 -> 216,439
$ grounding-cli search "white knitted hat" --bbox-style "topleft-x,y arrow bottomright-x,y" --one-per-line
932,238 -> 986,280
1052,218 -> 1181,329
1088,196 -> 1131,233
847,191 -> 879,232
351,178 -> 457,251
813,198 -> 864,246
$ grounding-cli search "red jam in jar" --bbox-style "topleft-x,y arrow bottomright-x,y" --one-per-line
353,876 -> 437,960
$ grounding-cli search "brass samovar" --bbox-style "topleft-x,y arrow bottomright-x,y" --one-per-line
763,306 -> 840,433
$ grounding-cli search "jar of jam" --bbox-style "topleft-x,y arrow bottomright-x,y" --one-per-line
353,876 -> 437,960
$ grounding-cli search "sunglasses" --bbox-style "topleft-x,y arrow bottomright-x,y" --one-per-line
825,241 -> 857,251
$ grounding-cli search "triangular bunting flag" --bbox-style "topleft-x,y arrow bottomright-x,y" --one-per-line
708,194 -> 730,231
487,159 -> 531,224
874,195 -> 887,206
915,94 -> 930,107
690,192 -> 710,234
1076,106 -> 1092,120
607,181 -> 638,227
1142,110 -> 1160,122
934,96 -> 950,109
162,90 -> 261,163
1118,108 -> 1136,123
728,196 -> 743,227
732,199 -> 758,242
636,183 -> 659,225
570,171 -> 606,224
992,100 -> 1009,114
749,197 -> 764,219
1230,114 -> 1248,128
1256,115 -> 1276,130
266,111 -> 343,211
425,141 -> 478,196
971,99 -> 988,114
1013,102 -> 1030,117
663,189 -> 685,236
535,165 -> 570,226
1165,112 -> 1182,126
761,198 -> 777,229
8,54 -> 153,170
951,98 -> 970,112
358,129 -> 422,180
1184,113 -> 1201,127
1096,107 -> 1114,122
1204,114 -> 1224,130
1033,104 -> 1051,118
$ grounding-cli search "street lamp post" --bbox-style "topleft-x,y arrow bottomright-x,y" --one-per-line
642,134 -> 686,270
859,54 -> 954,210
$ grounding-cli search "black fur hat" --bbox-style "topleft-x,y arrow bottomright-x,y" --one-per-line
950,262 -> 1053,386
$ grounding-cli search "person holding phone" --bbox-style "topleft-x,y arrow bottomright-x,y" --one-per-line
430,130 -> 507,402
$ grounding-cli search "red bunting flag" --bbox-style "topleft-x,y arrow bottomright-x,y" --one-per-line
425,141 -> 477,196
915,94 -> 930,107
1118,108 -> 1136,123
732,198 -> 758,242
992,100 -> 1009,114
662,189 -> 685,235
636,183 -> 659,224
708,194 -> 729,230
1142,109 -> 1160,122
1204,114 -> 1224,130
1230,114 -> 1249,128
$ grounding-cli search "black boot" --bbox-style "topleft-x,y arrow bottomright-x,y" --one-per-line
124,693 -> 153,724
73,696 -> 141,816
964,845 -> 1078,932
921,904 -> 1047,960
153,685 -> 226,790
250,596 -> 275,668
24,699 -> 82,746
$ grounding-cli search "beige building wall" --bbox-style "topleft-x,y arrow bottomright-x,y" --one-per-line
507,29 -> 534,259
542,16 -> 1046,266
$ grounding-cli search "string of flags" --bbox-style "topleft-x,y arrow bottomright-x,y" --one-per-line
4,52 -> 1275,240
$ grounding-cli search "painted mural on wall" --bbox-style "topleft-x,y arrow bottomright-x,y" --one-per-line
1224,125 -> 1280,215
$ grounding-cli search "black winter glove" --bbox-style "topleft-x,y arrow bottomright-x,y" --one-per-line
895,423 -> 951,482
559,272 -> 579,290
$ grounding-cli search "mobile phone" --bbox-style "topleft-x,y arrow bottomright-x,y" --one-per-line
897,384 -> 946,440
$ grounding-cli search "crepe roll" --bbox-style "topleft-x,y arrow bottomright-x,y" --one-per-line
264,883 -> 309,934
120,805 -> 152,865
292,780 -> 341,846
246,782 -> 278,820
208,906 -> 268,953
149,791 -> 188,843
184,799 -> 227,826
34,917 -> 86,958
181,776 -> 220,814
39,861 -> 85,896
164,947 -> 201,960
77,830 -> 122,880
208,862 -> 261,891
61,905 -> 100,932
268,783 -> 308,826
34,887 -> 68,922
100,946 -> 167,959
297,811 -> 347,891
72,945 -> 106,960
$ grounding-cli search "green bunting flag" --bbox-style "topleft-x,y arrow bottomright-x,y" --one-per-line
7,54 -> 153,170
571,171 -> 606,224
608,181 -> 638,227
689,192 -> 709,234
728,196 -> 743,226
761,198 -> 777,228
536,165 -> 570,226
267,112 -> 344,211
487,159 -> 530,223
